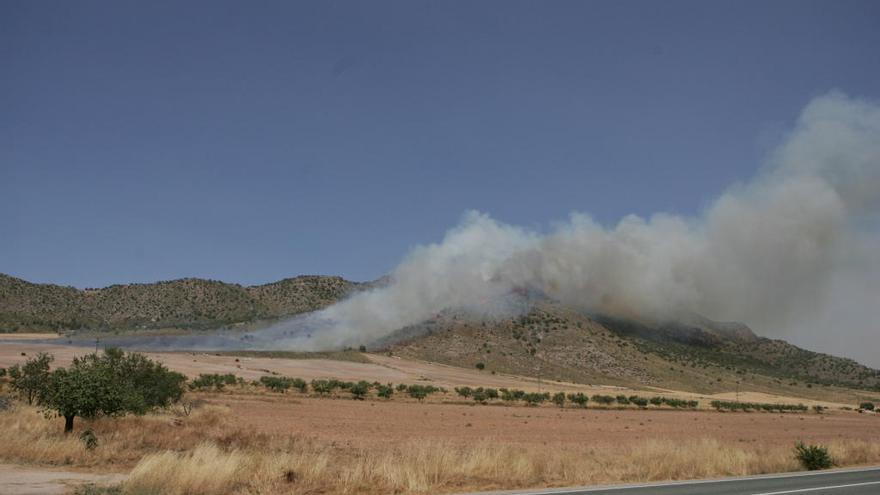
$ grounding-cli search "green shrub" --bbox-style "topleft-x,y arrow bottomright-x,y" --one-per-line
396,383 -> 408,392
350,381 -> 371,400
615,395 -> 630,405
376,384 -> 393,399
484,388 -> 498,399
859,402 -> 875,411
455,386 -> 473,398
794,442 -> 834,470
190,373 -> 237,390
311,379 -> 333,395
552,392 -> 566,408
523,392 -> 549,406
566,393 -> 588,408
475,362 -> 485,370
259,376 -> 307,393
591,394 -> 615,406
406,384 -> 437,401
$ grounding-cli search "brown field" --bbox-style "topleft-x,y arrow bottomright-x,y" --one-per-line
1,342 -> 880,494
213,394 -> 880,448
0,342 -> 861,409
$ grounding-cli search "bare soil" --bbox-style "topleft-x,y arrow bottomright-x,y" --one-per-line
0,464 -> 124,494
213,394 -> 880,450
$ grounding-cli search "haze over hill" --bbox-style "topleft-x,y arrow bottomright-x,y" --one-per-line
307,92 -> 880,367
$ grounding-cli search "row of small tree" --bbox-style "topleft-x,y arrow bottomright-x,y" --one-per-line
453,387 -> 699,409
6,350 -> 185,432
710,400 -> 808,412
187,373 -> 444,401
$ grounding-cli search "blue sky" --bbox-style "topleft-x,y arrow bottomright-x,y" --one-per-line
3,0 -> 879,288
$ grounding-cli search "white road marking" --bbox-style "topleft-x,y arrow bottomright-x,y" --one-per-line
752,480 -> 880,495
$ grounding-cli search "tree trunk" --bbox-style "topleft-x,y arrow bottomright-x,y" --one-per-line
64,415 -> 74,433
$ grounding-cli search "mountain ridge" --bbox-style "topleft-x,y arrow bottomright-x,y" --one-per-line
0,273 -> 361,332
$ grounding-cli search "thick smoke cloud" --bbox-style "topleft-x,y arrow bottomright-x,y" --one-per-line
296,92 -> 880,365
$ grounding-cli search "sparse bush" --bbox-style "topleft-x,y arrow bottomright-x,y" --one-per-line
350,381 -> 371,400
455,386 -> 473,398
794,442 -> 834,470
523,392 -> 549,406
552,392 -> 566,408
190,373 -> 237,391
396,383 -> 408,392
0,367 -> 6,377
406,384 -> 437,402
79,428 -> 98,450
376,384 -> 393,399
567,393 -> 588,408
311,379 -> 333,395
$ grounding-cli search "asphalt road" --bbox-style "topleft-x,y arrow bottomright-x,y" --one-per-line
470,467 -> 880,495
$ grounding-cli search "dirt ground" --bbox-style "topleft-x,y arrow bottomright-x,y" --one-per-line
0,464 -> 124,494
212,394 -> 880,450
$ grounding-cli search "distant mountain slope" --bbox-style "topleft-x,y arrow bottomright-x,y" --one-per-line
379,301 -> 880,395
0,273 -> 358,332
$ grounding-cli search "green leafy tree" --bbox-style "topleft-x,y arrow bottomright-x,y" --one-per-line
39,349 -> 185,433
9,352 -> 53,404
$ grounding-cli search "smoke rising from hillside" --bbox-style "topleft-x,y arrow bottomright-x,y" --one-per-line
301,92 -> 880,364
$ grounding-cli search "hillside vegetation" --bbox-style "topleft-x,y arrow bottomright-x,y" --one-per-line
0,273 -> 358,332
381,301 -> 880,394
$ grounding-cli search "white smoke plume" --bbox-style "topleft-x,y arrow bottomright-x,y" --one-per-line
305,92 -> 880,365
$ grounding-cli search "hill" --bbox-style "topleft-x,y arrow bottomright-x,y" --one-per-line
0,273 -> 359,332
3,272 -> 878,398
377,300 -> 880,396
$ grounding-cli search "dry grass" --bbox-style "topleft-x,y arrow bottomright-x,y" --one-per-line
120,438 -> 880,495
2,401 -> 880,494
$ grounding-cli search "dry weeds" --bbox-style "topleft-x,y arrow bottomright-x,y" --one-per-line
2,402 -> 879,494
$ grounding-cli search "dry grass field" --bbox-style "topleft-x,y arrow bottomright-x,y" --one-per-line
1,340 -> 879,494
1,398 -> 879,495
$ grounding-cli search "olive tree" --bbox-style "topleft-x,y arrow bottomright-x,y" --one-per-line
39,349 -> 186,432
